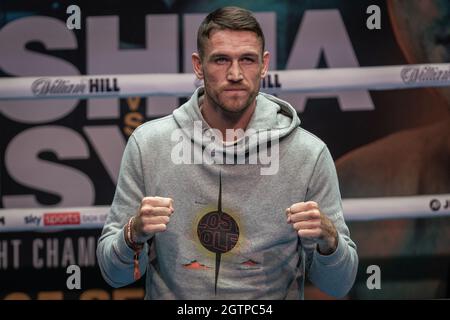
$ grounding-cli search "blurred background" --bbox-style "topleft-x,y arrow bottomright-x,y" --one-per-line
0,0 -> 449,299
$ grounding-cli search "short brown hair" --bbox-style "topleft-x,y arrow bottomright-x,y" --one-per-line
197,6 -> 265,59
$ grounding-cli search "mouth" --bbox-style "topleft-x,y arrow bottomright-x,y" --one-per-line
223,88 -> 247,93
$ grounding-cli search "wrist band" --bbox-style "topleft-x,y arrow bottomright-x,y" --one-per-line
125,216 -> 144,280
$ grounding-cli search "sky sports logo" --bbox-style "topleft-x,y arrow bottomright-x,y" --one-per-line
43,212 -> 81,226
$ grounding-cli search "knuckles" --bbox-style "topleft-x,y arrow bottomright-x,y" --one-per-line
142,215 -> 170,224
141,196 -> 173,208
306,201 -> 319,209
289,209 -> 322,223
140,205 -> 154,215
289,201 -> 320,214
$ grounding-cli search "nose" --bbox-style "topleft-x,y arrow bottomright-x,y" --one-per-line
227,60 -> 243,82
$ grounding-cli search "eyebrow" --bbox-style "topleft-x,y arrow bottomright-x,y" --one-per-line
209,52 -> 260,59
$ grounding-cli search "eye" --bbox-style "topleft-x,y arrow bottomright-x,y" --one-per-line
240,57 -> 256,65
214,57 -> 228,65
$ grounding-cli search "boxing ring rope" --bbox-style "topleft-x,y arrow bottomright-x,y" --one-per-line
0,63 -> 449,231
0,63 -> 450,100
0,193 -> 449,232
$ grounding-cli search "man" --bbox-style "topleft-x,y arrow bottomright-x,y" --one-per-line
97,6 -> 358,299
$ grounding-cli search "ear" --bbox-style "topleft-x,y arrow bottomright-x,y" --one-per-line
192,53 -> 204,80
261,51 -> 270,78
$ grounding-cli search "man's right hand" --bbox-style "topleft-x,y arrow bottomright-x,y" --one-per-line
132,196 -> 174,244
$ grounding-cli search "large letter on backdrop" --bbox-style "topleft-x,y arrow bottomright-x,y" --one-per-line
281,10 -> 374,112
3,127 -> 94,208
0,16 -> 79,123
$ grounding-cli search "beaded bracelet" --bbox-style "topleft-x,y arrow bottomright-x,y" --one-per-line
125,216 -> 144,280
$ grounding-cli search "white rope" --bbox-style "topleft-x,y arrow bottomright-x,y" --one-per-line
343,194 -> 450,221
0,194 -> 448,232
0,63 -> 449,100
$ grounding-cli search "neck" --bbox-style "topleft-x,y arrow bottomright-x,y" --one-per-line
199,95 -> 256,141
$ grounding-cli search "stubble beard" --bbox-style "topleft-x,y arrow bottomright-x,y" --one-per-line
205,82 -> 260,116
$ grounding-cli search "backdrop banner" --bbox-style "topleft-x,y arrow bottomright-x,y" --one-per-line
1,0 -> 449,299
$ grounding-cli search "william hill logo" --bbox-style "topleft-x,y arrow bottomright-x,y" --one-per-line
89,78 -> 120,93
31,78 -> 86,96
261,73 -> 281,89
31,77 -> 120,97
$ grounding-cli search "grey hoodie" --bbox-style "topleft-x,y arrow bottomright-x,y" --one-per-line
97,87 -> 358,299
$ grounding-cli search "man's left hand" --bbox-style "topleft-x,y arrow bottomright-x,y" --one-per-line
286,201 -> 338,255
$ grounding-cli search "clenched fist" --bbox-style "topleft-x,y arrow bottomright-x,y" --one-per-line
132,196 -> 174,244
286,201 -> 338,255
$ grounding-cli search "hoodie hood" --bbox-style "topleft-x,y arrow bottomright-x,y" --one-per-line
172,87 -> 301,158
